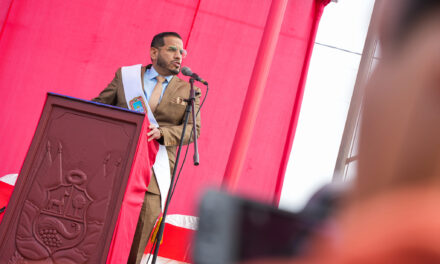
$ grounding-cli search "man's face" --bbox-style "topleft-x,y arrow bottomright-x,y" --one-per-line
151,36 -> 185,76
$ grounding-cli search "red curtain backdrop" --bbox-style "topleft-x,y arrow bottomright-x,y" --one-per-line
0,0 -> 328,215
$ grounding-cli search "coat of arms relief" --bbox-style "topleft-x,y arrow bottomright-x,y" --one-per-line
10,140 -> 121,264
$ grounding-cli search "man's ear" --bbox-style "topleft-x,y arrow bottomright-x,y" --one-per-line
150,47 -> 158,61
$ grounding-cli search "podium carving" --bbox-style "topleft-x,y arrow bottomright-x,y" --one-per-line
0,94 -> 145,263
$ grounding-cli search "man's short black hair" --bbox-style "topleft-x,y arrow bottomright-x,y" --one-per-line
151,32 -> 182,48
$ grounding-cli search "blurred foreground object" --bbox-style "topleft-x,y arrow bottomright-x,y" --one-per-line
194,190 -> 308,264
194,191 -> 307,264
249,0 -> 440,263
194,184 -> 347,264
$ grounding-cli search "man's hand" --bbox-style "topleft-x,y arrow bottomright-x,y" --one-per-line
147,124 -> 162,142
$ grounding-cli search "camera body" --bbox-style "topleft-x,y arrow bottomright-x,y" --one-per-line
193,190 -> 311,264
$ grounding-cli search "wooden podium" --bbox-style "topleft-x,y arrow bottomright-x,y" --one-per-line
0,93 -> 153,263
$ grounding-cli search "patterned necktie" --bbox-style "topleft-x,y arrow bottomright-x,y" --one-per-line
149,75 -> 166,112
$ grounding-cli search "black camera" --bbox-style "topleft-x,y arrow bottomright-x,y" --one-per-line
194,184 -> 345,264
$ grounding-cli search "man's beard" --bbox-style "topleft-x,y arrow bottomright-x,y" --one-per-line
157,54 -> 180,75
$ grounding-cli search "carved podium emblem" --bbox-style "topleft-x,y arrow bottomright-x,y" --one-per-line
11,141 -> 114,263
34,170 -> 93,253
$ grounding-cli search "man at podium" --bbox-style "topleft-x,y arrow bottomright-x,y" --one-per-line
92,31 -> 201,264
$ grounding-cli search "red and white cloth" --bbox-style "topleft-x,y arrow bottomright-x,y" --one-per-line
0,173 -> 18,224
142,214 -> 198,264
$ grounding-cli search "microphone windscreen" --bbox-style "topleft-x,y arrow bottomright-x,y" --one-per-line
181,66 -> 193,77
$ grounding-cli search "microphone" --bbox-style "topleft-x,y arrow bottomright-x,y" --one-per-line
181,67 -> 208,85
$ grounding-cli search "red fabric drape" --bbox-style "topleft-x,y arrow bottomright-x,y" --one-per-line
0,0 -> 13,39
273,0 -> 331,204
0,0 -> 328,216
0,181 -> 14,223
222,0 -> 289,191
107,118 -> 158,264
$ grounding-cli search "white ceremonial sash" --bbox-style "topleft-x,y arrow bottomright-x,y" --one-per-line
121,64 -> 171,211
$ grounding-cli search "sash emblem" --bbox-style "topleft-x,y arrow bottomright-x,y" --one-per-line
129,96 -> 147,113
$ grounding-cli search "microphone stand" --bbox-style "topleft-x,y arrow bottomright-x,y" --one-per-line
151,77 -> 199,264
191,78 -> 200,165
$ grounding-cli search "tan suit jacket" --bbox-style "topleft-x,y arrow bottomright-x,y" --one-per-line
92,64 -> 201,194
